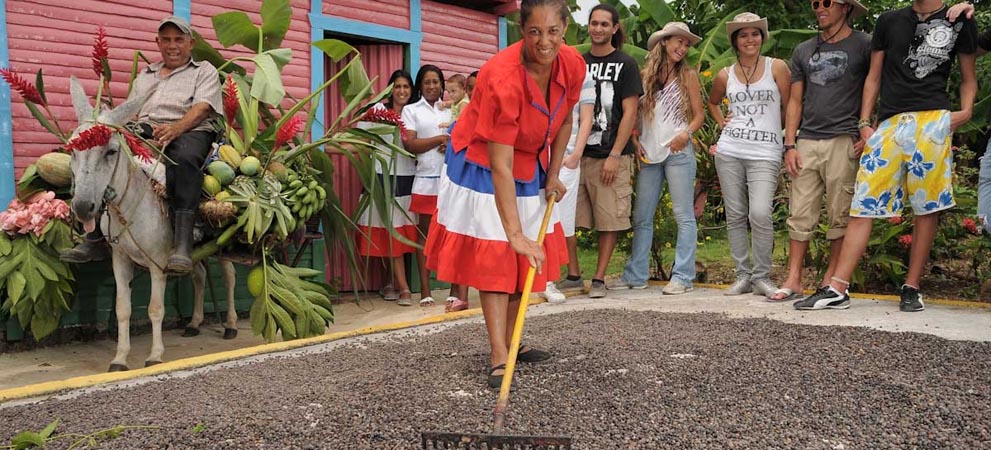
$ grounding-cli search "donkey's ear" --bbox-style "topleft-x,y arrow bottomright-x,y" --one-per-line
102,88 -> 151,127
69,76 -> 94,123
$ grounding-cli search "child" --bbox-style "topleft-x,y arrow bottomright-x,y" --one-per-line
437,74 -> 470,129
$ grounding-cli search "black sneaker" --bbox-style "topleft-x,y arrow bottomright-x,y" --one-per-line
899,285 -> 925,312
793,286 -> 850,310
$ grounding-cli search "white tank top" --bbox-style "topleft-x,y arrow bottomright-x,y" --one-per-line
716,57 -> 783,161
640,82 -> 688,164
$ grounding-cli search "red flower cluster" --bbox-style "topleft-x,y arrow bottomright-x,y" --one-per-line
359,107 -> 408,141
898,234 -> 913,249
223,74 -> 238,128
92,26 -> 110,80
0,68 -> 44,105
962,217 -> 979,235
64,125 -> 113,152
275,115 -> 304,149
123,132 -> 153,163
887,216 -> 904,225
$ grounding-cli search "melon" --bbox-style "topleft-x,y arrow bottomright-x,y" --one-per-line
36,153 -> 73,187
215,190 -> 231,202
239,156 -> 261,176
202,175 -> 222,196
218,144 -> 242,167
268,161 -> 288,182
208,161 -> 236,185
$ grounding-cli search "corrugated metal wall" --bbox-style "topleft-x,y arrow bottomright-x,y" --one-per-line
6,0 -> 173,176
323,44 -> 405,291
324,0 -> 411,30
420,0 -> 499,77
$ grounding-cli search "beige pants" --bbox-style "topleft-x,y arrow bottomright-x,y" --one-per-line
786,136 -> 859,241
576,155 -> 634,232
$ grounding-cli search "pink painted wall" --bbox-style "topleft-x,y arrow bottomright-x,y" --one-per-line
420,0 -> 499,77
324,0 -> 411,30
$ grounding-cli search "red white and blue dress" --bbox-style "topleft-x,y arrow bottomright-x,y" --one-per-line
356,103 -> 419,257
424,42 -> 586,294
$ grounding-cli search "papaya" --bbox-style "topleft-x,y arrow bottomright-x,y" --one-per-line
208,161 -> 236,185
36,152 -> 73,187
268,161 -> 288,182
218,144 -> 242,167
240,156 -> 261,176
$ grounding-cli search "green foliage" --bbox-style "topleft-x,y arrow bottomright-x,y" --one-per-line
3,419 -> 156,449
0,221 -> 75,340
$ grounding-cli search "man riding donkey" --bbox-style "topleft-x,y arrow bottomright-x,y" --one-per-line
61,16 -> 223,274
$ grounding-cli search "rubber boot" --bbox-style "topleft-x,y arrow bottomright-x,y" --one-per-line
60,228 -> 110,263
166,210 -> 195,274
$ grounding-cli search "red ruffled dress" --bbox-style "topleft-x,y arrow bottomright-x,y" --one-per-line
424,42 -> 586,294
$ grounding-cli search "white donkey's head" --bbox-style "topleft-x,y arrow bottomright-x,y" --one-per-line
67,76 -> 148,232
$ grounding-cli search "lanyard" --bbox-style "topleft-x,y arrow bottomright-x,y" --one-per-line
521,65 -> 566,170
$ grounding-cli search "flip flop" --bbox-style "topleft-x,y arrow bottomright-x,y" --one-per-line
397,290 -> 413,306
445,296 -> 469,312
419,296 -> 436,307
767,287 -> 800,303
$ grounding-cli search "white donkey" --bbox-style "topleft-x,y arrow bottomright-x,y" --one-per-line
67,77 -> 237,371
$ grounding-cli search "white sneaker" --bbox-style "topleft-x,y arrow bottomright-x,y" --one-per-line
540,282 -> 567,303
662,279 -> 693,295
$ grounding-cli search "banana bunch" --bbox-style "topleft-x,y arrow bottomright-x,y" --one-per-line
284,169 -> 326,224
250,261 -> 335,342
220,174 -> 296,245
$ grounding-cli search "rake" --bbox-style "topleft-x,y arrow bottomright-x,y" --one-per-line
421,192 -> 571,449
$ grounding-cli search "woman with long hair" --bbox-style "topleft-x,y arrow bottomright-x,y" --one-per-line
707,12 -> 791,298
402,65 -> 470,309
620,22 -> 705,295
356,70 -> 419,305
424,0 -> 584,388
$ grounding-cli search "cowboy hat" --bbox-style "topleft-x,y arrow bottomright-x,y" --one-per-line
833,0 -> 868,19
647,22 -> 702,51
725,12 -> 769,38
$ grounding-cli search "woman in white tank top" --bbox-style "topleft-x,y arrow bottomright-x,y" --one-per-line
706,12 -> 791,299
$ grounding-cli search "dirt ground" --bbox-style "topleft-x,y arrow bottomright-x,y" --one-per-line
2,309 -> 990,449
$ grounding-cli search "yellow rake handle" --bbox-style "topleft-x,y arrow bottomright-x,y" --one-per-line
493,191 -> 557,432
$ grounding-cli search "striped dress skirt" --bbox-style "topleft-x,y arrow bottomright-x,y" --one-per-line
425,145 -> 567,294
356,170 -> 419,257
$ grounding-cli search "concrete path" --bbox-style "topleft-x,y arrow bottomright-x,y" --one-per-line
1,284 -> 988,395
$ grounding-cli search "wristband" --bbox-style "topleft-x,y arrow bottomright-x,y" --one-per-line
784,144 -> 796,150
608,153 -> 622,160
857,119 -> 872,129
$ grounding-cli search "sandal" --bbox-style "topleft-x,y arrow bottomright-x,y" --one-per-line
445,296 -> 469,312
487,364 -> 507,389
767,287 -> 800,303
379,284 -> 399,301
397,290 -> 413,306
419,296 -> 436,307
517,345 -> 552,363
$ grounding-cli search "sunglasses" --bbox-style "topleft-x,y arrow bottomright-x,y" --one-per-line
810,0 -> 842,9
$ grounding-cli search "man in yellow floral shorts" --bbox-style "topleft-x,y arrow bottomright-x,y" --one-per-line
794,0 -> 977,312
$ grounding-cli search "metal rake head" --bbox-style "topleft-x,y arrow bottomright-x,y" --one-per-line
421,431 -> 572,449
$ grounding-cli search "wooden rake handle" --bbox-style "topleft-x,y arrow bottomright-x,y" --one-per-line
492,190 -> 558,432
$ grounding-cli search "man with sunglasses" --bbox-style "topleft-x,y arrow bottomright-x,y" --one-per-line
775,0 -> 871,306
795,0 -> 978,312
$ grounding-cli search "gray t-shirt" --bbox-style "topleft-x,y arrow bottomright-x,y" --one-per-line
790,30 -> 871,140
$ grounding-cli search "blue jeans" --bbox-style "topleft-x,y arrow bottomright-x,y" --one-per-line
979,141 -> 991,233
622,149 -> 698,286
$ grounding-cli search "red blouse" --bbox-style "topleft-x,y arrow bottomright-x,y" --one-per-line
451,41 -> 586,182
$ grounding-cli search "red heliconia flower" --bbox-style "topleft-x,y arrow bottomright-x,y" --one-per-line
64,125 -> 113,152
359,107 -> 408,141
92,26 -> 110,80
887,216 -> 904,225
0,68 -> 45,105
223,74 -> 238,128
275,115 -> 304,149
898,234 -> 913,249
962,217 -> 979,235
123,132 -> 153,163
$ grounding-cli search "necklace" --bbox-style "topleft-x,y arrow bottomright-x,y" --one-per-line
739,56 -> 761,92
811,24 -> 849,62
660,63 -> 677,88
913,2 -> 945,21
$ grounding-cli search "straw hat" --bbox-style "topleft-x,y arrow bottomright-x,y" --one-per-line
647,22 -> 702,51
835,0 -> 868,19
725,12 -> 769,38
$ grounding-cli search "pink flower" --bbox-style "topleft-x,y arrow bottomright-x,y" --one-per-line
0,68 -> 45,105
898,234 -> 912,249
65,125 -> 113,152
962,217 -> 979,235
123,132 -> 153,162
359,107 -> 407,141
0,192 -> 70,236
275,115 -> 304,150
887,216 -> 904,225
223,74 -> 239,129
